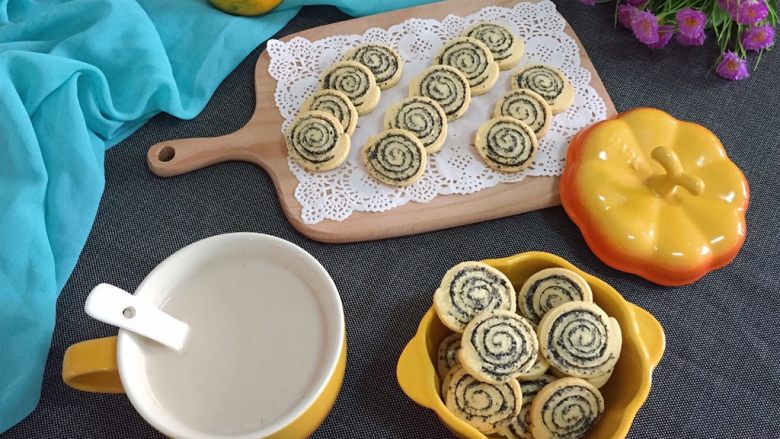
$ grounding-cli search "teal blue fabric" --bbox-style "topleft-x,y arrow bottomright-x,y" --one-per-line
0,0 -> 433,432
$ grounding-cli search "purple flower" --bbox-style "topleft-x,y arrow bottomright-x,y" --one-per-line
577,0 -> 596,5
676,8 -> 707,37
716,51 -> 750,80
742,24 -> 776,51
732,0 -> 769,25
618,4 -> 639,29
631,11 -> 660,45
676,31 -> 706,46
648,25 -> 675,49
625,0 -> 646,6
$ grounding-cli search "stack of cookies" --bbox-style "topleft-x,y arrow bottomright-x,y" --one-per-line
286,43 -> 403,172
286,21 -> 579,187
433,262 -> 622,439
474,63 -> 575,174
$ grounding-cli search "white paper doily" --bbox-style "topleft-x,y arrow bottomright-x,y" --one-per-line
268,0 -> 607,224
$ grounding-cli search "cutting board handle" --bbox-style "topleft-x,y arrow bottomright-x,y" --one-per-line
147,128 -> 265,177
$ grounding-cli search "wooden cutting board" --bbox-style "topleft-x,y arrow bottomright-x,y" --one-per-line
146,0 -> 616,243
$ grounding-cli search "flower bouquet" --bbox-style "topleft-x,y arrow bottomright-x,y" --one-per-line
586,0 -> 777,80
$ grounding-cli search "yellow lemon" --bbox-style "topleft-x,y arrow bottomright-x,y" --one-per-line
209,0 -> 283,16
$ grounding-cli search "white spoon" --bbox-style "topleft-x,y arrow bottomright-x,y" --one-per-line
84,283 -> 189,351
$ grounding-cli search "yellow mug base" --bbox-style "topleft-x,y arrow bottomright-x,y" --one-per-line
63,335 -> 347,437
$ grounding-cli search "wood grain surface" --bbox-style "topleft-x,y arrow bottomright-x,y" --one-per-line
146,0 -> 616,243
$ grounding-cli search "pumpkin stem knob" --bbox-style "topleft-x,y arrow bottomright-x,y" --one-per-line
648,146 -> 705,197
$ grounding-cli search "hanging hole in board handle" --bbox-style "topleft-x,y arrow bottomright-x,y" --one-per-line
158,146 -> 175,162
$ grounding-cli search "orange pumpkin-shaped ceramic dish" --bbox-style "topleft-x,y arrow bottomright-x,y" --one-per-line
397,251 -> 665,439
560,108 -> 749,286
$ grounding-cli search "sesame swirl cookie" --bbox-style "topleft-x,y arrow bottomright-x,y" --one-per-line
462,22 -> 524,70
537,301 -> 622,378
530,377 -> 605,439
518,268 -> 593,325
586,367 -> 614,389
343,43 -> 404,90
445,366 -> 522,434
493,88 -> 553,138
510,64 -> 574,114
320,60 -> 381,115
498,374 -> 556,439
384,96 -> 448,153
300,89 -> 358,136
437,333 -> 462,378
361,129 -> 427,187
474,116 -> 538,173
550,365 -> 614,390
441,364 -> 458,397
516,348 -> 550,380
459,310 -> 539,384
409,65 -> 472,121
285,110 -> 350,172
433,261 -> 516,333
434,36 -> 499,95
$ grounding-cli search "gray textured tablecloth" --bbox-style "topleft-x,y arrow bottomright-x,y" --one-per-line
5,1 -> 780,438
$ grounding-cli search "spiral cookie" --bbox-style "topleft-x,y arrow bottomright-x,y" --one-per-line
493,89 -> 553,138
462,22 -> 524,70
517,349 -> 550,380
285,110 -> 350,172
586,368 -> 614,389
498,374 -> 556,439
518,268 -> 593,325
384,96 -> 448,153
441,364 -> 458,397
409,65 -> 471,121
300,89 -> 358,136
320,60 -> 381,115
549,367 -> 567,379
459,310 -> 538,384
474,116 -> 538,173
445,366 -> 522,433
510,64 -> 574,114
434,36 -> 499,95
437,333 -> 462,378
343,43 -> 403,90
361,129 -> 427,187
433,261 -> 516,333
530,377 -> 605,439
551,365 -> 613,390
537,301 -> 622,378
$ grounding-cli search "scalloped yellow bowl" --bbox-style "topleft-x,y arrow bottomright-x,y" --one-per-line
397,251 -> 665,439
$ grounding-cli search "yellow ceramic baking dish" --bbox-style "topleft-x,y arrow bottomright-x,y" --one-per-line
397,251 -> 665,439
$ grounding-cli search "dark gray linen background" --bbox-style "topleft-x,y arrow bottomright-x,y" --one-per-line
6,1 -> 780,438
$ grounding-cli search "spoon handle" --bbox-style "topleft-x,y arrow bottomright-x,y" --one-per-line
85,283 -> 189,351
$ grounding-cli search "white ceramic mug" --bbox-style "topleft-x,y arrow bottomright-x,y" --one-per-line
63,233 -> 346,439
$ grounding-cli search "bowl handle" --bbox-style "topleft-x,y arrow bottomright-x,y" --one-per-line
397,332 -> 438,409
630,304 -> 666,368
